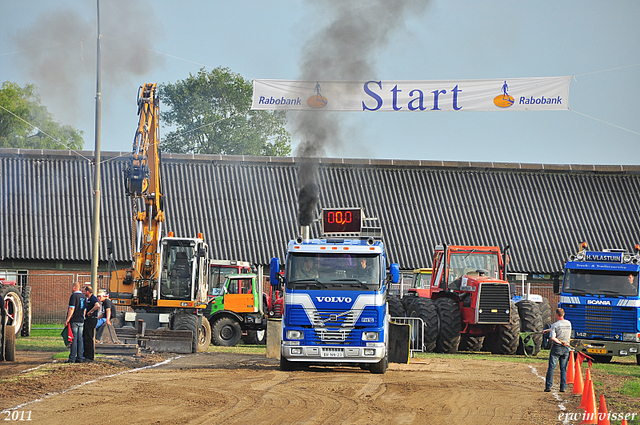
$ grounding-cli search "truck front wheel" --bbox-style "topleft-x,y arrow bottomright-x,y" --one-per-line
370,355 -> 388,374
211,317 -> 242,347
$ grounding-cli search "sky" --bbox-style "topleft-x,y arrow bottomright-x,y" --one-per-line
1,0 -> 639,165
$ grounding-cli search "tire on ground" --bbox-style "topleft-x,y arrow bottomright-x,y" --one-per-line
387,295 -> 406,318
0,286 -> 23,335
197,316 -> 212,352
172,313 -> 205,353
242,329 -> 267,345
211,316 -> 242,347
435,297 -> 461,353
370,355 -> 388,374
459,335 -> 485,352
516,300 -> 543,356
280,355 -> 296,371
489,301 -> 521,355
408,298 -> 439,353
21,285 -> 32,337
4,325 -> 15,361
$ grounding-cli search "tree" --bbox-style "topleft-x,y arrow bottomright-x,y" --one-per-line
159,67 -> 291,156
0,81 -> 84,150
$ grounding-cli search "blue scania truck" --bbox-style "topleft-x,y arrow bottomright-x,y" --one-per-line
555,242 -> 640,364
270,208 -> 399,374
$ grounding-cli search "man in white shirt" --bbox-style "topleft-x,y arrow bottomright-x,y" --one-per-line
544,308 -> 572,392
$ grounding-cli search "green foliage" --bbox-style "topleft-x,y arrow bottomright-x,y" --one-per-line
159,67 -> 291,156
0,81 -> 84,150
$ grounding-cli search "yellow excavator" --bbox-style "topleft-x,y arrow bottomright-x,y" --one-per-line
108,83 -> 211,353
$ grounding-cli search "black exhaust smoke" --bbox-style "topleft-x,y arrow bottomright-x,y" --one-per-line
292,0 -> 429,226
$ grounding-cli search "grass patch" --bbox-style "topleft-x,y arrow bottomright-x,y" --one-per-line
16,324 -> 68,352
206,344 -> 266,355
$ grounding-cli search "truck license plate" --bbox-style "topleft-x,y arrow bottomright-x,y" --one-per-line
587,348 -> 607,355
322,350 -> 344,358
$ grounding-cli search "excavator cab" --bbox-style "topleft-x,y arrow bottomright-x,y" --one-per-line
158,237 -> 209,305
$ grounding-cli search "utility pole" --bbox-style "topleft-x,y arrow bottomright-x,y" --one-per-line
90,0 -> 102,295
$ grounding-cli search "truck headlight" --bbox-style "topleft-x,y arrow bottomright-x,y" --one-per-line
362,332 -> 379,341
622,333 -> 640,342
286,330 -> 303,340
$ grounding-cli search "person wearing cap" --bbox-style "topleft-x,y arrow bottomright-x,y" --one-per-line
544,308 -> 572,392
96,290 -> 117,329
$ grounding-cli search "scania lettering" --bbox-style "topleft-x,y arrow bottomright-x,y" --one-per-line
271,208 -> 399,374
555,242 -> 640,364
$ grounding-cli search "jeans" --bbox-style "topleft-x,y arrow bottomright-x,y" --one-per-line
69,322 -> 84,362
545,344 -> 570,390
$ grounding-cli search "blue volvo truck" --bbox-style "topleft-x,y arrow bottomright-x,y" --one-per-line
270,208 -> 399,374
555,242 -> 640,364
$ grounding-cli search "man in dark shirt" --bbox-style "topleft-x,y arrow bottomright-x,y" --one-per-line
82,285 -> 100,362
65,282 -> 86,363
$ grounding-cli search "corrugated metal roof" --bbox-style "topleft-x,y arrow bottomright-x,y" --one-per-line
1,148 -> 639,274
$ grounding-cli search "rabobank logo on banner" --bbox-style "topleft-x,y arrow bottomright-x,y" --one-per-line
494,81 -> 514,108
307,82 -> 328,109
251,77 -> 571,112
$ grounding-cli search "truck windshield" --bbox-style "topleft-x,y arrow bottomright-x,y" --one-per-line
563,270 -> 639,297
160,242 -> 196,300
448,252 -> 501,284
286,253 -> 381,291
209,266 -> 242,296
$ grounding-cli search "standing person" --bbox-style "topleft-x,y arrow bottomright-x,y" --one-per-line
544,308 -> 572,392
82,285 -> 100,362
64,282 -> 86,363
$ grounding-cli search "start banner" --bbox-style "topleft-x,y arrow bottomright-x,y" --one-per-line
251,77 -> 571,112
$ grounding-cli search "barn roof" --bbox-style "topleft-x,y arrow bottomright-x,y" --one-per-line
1,148 -> 639,274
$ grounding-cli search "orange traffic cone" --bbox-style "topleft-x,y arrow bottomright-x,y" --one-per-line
573,353 -> 584,395
597,394 -> 610,425
567,351 -> 575,384
580,380 -> 597,424
580,368 -> 593,409
621,419 -> 628,425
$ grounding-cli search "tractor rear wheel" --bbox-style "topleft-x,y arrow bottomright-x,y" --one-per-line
408,298 -> 439,352
4,325 -> 15,361
459,335 -> 485,352
539,298 -> 553,349
211,317 -> 242,347
516,301 -> 543,356
0,286 -> 23,335
435,297 -> 461,353
488,301 -> 521,355
387,295 -> 406,318
21,286 -> 32,337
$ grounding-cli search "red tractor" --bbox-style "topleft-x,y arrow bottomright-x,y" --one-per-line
391,245 -> 542,355
0,279 -> 31,361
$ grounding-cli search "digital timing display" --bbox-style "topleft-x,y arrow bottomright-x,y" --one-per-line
322,208 -> 362,234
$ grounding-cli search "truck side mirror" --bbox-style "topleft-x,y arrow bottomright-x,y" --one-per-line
270,258 -> 280,286
390,263 -> 400,284
198,248 -> 206,257
553,274 -> 560,295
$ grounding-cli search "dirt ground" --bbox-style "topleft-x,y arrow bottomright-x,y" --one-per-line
0,350 -> 630,424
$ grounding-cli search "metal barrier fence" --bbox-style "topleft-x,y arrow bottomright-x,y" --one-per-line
391,316 -> 424,356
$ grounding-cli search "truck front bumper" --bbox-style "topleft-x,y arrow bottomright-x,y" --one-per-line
571,339 -> 640,358
281,342 -> 386,363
